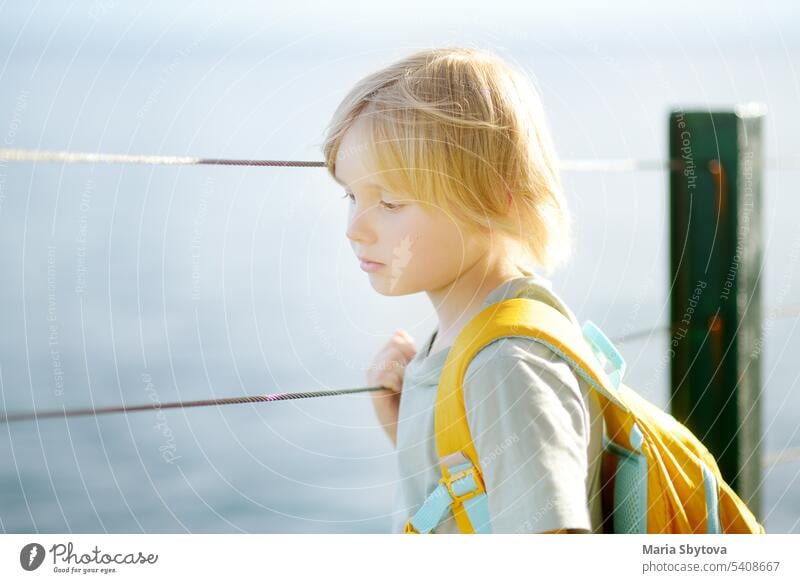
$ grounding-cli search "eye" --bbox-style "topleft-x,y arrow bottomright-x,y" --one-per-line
341,191 -> 403,212
380,201 -> 402,211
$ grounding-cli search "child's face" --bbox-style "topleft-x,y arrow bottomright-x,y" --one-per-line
334,115 -> 489,296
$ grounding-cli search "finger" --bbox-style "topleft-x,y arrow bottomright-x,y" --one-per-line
390,347 -> 415,368
380,358 -> 405,379
375,377 -> 396,392
393,329 -> 416,345
375,387 -> 398,399
387,370 -> 403,393
377,368 -> 401,391
393,336 -> 417,352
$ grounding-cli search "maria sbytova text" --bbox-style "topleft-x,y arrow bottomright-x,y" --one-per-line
643,544 -> 727,558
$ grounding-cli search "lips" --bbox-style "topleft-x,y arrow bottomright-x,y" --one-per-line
358,256 -> 385,273
358,256 -> 384,265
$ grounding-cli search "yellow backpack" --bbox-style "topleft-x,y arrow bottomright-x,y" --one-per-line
404,296 -> 766,534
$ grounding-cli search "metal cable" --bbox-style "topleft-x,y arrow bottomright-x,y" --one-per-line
4,303 -> 799,425
614,304 -> 800,346
1,147 -> 678,171
0,386 -> 385,424
0,148 -> 325,167
4,147 -> 800,171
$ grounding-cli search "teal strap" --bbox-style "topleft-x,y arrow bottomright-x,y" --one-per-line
462,492 -> 492,533
701,463 -> 722,533
604,433 -> 648,534
524,337 -> 629,413
581,320 -> 627,390
601,424 -> 649,534
408,461 -> 492,534
407,482 -> 453,533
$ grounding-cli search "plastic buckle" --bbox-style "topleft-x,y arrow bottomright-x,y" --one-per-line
582,320 -> 626,390
441,465 -> 483,504
404,521 -> 420,534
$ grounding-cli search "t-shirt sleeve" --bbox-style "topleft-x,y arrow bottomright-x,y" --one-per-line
463,336 -> 592,533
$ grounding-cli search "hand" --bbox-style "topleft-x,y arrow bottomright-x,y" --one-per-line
367,329 -> 417,446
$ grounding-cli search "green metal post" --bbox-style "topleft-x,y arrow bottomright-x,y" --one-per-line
669,106 -> 765,520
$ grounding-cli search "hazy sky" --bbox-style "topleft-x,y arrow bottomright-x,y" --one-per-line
1,0 -> 798,64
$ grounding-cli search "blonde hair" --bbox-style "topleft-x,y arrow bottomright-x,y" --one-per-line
321,46 -> 572,276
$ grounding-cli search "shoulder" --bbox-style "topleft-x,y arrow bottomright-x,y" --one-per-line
462,336 -> 590,431
464,336 -> 582,396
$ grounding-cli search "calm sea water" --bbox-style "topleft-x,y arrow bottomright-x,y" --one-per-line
1,4 -> 798,533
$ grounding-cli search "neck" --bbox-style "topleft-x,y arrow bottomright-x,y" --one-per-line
426,246 -> 528,348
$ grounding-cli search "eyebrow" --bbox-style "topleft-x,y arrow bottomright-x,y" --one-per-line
332,174 -> 381,190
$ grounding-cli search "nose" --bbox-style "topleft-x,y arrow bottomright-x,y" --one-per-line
345,204 -> 377,246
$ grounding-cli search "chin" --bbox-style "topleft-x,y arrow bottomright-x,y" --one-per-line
368,272 -> 416,297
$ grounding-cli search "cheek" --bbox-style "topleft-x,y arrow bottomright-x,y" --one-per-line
394,212 -> 475,275
414,223 -> 466,263
368,208 -> 484,295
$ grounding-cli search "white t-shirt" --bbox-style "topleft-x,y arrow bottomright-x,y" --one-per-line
391,273 -> 604,533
